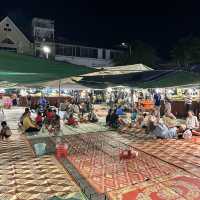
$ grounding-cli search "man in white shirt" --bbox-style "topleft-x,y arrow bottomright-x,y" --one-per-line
186,111 -> 199,130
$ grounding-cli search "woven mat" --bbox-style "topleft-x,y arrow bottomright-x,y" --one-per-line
0,156 -> 80,200
0,133 -> 81,200
50,133 -> 179,194
108,171 -> 200,200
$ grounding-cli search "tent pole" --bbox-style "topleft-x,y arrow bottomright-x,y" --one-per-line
58,79 -> 61,114
59,80 -> 61,97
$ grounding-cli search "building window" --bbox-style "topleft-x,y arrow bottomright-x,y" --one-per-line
1,38 -> 15,45
6,24 -> 9,27
4,28 -> 11,32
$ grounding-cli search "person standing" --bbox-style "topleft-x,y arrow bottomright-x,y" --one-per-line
164,96 -> 172,114
185,91 -> 193,113
153,91 -> 161,119
38,96 -> 48,109
26,94 -> 32,108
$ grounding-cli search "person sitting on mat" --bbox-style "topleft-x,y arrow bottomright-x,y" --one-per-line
35,112 -> 43,128
19,107 -> 30,127
23,111 -> 40,133
66,113 -> 78,127
186,110 -> 200,135
0,121 -> 12,140
88,110 -> 98,123
116,106 -> 124,116
51,110 -> 61,132
44,108 -> 54,125
131,108 -> 138,124
109,109 -> 120,128
186,111 -> 199,130
149,117 -> 190,139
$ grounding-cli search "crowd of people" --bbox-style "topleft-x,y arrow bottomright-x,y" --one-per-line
17,95 -> 99,135
105,91 -> 200,140
1,89 -> 200,141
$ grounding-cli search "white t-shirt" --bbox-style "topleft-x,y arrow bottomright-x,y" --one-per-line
186,116 -> 199,129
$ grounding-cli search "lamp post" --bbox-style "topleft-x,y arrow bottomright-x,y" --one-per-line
42,46 -> 51,59
121,42 -> 132,56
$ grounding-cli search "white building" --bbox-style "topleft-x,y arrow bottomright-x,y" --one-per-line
55,43 -> 122,67
0,17 -> 32,54
0,16 -> 124,67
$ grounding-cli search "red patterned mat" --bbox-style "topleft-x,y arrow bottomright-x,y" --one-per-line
108,171 -> 200,200
47,133 -> 180,194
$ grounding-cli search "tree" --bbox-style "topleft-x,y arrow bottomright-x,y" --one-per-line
114,40 -> 158,67
171,36 -> 200,70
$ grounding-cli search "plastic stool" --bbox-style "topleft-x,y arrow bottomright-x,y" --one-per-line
56,144 -> 68,159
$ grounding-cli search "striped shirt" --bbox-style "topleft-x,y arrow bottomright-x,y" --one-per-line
185,95 -> 192,105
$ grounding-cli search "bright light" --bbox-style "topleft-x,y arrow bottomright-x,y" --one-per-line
20,89 -> 28,96
122,42 -> 126,46
43,46 -> 51,54
125,88 -> 130,93
187,89 -> 193,94
155,88 -> 160,93
107,87 -> 112,93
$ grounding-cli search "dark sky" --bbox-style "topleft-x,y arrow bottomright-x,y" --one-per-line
0,0 -> 200,58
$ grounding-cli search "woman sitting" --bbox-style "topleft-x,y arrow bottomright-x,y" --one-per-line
35,112 -> 43,128
88,110 -> 98,123
19,107 -> 29,127
163,111 -> 177,128
23,112 -> 40,133
44,108 -> 54,125
149,117 -> 191,139
66,113 -> 78,127
109,110 -> 119,128
116,106 -> 124,116
51,110 -> 61,132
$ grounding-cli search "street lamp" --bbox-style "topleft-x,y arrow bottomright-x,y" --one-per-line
121,42 -> 132,56
42,46 -> 51,59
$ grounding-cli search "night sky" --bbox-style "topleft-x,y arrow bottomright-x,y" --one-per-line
0,0 -> 199,58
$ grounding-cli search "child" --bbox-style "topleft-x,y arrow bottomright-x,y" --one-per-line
0,121 -> 12,140
131,109 -> 137,123
88,110 -> 98,123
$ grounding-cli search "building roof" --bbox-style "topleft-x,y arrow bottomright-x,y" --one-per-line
83,64 -> 153,76
0,16 -> 33,42
77,70 -> 200,88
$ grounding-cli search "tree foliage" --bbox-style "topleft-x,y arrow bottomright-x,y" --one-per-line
171,36 -> 200,70
114,40 -> 157,67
